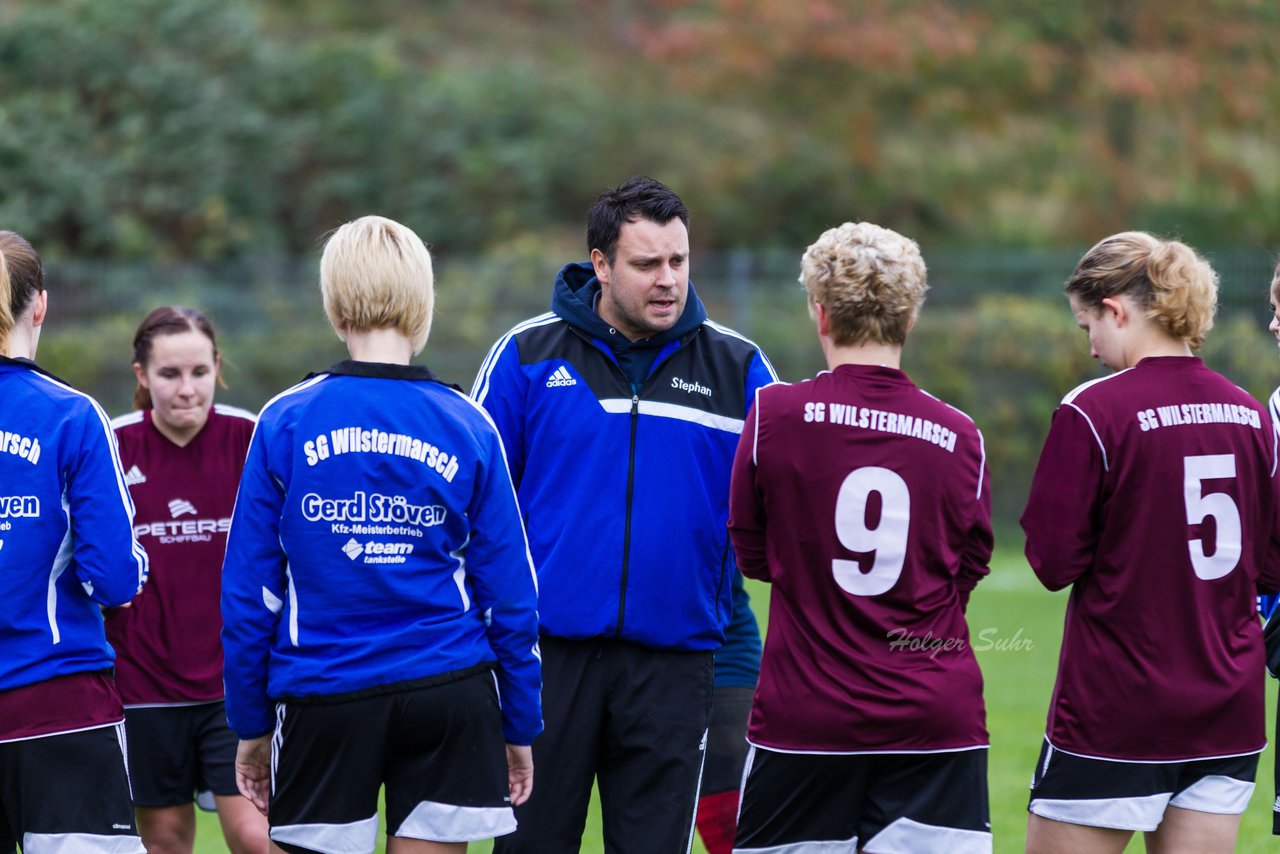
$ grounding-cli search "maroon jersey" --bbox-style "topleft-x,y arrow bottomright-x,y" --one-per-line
105,405 -> 255,705
1022,356 -> 1280,761
729,364 -> 992,753
0,672 -> 123,742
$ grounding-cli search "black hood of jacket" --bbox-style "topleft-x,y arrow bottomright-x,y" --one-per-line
550,261 -> 708,350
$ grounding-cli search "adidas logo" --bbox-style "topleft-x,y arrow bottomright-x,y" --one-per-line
342,538 -> 365,560
124,465 -> 147,486
168,499 -> 198,518
545,366 -> 577,388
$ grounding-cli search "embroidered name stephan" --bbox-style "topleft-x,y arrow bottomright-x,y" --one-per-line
671,377 -> 711,397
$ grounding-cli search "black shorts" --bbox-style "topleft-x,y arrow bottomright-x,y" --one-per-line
269,671 -> 514,853
0,723 -> 144,852
124,701 -> 238,809
1029,739 -> 1258,832
734,744 -> 992,853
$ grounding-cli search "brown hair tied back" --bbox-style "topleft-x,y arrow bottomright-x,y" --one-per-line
131,306 -> 221,410
1064,231 -> 1217,350
0,231 -> 44,354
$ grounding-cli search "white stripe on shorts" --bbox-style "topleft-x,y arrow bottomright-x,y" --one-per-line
395,800 -> 515,842
862,817 -> 991,854
22,832 -> 145,853
1169,774 -> 1255,814
271,814 -> 378,854
1029,793 -> 1170,832
733,836 -> 857,853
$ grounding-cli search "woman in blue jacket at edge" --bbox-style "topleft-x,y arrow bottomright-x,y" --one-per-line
221,216 -> 541,854
0,230 -> 150,853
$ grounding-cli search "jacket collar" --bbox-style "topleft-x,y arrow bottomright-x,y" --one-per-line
308,359 -> 460,390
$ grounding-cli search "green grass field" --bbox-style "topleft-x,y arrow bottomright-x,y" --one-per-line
193,547 -> 1279,852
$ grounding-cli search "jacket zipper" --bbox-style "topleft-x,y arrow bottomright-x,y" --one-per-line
616,393 -> 639,637
606,329 -> 698,638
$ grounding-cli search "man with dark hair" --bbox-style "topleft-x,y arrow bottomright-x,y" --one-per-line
473,176 -> 776,852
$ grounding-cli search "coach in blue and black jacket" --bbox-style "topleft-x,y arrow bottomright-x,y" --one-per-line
473,176 -> 776,852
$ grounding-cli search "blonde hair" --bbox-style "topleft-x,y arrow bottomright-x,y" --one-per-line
1065,231 -> 1217,350
320,216 -> 434,354
0,231 -> 44,354
799,222 -> 928,346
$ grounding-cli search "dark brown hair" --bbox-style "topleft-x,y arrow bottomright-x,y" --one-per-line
132,306 -> 221,410
0,231 -> 44,353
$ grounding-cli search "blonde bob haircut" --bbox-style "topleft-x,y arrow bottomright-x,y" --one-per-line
799,222 -> 928,347
320,216 -> 434,354
1065,231 -> 1216,350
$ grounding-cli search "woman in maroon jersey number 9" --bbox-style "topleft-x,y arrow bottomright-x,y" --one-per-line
1022,233 -> 1280,854
105,306 -> 268,854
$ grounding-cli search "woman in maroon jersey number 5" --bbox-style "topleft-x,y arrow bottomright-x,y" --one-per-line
105,306 -> 268,854
1022,233 -> 1280,854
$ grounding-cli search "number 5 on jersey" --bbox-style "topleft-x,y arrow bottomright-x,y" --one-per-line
1184,453 -> 1241,581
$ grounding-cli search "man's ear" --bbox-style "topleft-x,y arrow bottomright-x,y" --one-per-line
590,248 -> 610,285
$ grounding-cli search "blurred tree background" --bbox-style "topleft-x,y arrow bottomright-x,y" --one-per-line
2,0 -> 1279,525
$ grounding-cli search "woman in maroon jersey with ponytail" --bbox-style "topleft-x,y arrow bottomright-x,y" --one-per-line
105,306 -> 267,854
1023,233 -> 1280,854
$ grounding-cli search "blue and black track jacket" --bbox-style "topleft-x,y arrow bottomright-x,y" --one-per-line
472,262 -> 777,651
221,361 -> 542,744
0,357 -> 148,692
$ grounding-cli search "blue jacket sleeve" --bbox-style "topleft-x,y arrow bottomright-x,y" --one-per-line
471,336 -> 529,488
67,400 -> 149,606
744,349 -> 779,402
220,422 -> 289,739
463,422 -> 542,745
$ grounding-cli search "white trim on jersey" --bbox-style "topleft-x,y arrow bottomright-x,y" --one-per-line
1268,387 -> 1280,478
109,410 -> 145,429
920,389 -> 988,498
123,699 -> 223,710
1060,368 -> 1135,406
470,312 -> 559,403
213,403 -> 258,422
1062,402 -> 1110,472
1042,736 -> 1264,765
744,738 -> 989,757
598,398 -> 746,434
271,815 -> 379,854
394,799 -> 516,842
862,817 -> 991,854
21,832 -> 146,853
0,718 -> 125,745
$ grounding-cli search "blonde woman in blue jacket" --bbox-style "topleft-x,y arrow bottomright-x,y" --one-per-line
222,216 -> 540,854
